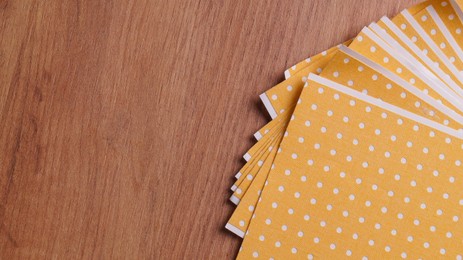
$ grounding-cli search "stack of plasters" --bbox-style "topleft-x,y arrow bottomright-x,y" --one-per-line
226,0 -> 463,259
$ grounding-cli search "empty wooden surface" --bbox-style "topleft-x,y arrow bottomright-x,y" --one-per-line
0,0 -> 422,259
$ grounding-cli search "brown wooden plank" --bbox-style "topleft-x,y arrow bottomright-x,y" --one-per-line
0,0 -> 423,258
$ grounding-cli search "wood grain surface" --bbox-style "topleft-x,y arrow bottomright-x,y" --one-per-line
0,0 -> 422,259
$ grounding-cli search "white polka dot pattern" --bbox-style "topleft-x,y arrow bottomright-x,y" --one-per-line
237,76 -> 463,259
227,3 -> 463,259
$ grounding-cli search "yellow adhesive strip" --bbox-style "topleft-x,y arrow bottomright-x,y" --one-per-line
238,74 -> 463,259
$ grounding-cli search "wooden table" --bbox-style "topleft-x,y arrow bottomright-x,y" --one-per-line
0,0 -> 422,258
